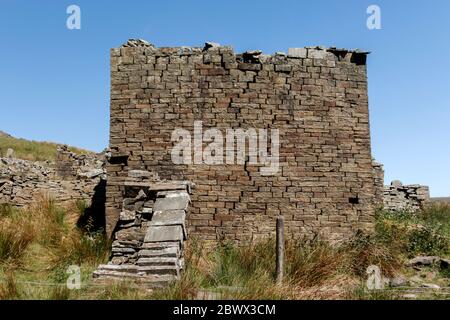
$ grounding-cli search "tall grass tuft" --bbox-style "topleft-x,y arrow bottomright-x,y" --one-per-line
0,272 -> 21,299
286,237 -> 344,287
0,205 -> 36,264
152,239 -> 210,300
344,231 -> 402,278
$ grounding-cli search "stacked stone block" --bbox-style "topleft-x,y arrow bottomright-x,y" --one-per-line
106,39 -> 376,243
93,179 -> 192,287
55,145 -> 106,180
0,151 -> 105,207
372,160 -> 384,207
383,180 -> 430,212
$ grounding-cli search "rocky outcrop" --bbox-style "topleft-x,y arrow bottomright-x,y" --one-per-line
93,180 -> 193,288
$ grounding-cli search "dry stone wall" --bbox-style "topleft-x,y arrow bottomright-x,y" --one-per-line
383,181 -> 430,212
0,146 -> 106,208
106,39 -> 376,243
56,145 -> 106,180
372,160 -> 384,207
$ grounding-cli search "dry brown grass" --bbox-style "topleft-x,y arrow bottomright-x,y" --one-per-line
0,272 -> 20,299
285,238 -> 345,288
0,197 -> 110,299
1,199 -> 447,300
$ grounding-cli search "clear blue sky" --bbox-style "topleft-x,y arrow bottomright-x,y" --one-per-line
0,1 -> 449,196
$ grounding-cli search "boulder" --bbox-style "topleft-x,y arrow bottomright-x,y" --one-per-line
389,276 -> 409,287
406,256 -> 440,267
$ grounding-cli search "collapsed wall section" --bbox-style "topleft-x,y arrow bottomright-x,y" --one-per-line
106,39 -> 375,243
383,180 -> 430,212
0,147 -> 106,207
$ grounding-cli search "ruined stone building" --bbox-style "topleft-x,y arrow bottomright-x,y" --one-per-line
1,39 -> 433,286
105,39 -> 377,245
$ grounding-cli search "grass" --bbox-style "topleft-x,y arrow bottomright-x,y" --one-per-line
0,197 -> 112,299
151,237 -> 369,300
375,204 -> 449,258
0,199 -> 448,300
0,131 -> 92,161
152,203 -> 449,300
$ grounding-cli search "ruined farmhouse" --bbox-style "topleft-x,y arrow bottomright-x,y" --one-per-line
105,39 -> 378,245
0,39 -> 432,286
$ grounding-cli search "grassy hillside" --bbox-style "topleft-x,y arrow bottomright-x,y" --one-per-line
0,131 -> 92,161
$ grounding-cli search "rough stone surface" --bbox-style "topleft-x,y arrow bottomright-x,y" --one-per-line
406,256 -> 441,267
383,181 -> 430,212
106,39 -> 376,243
287,48 -> 307,58
93,181 -> 192,288
0,146 -> 106,207
389,276 -> 409,288
372,160 -> 384,206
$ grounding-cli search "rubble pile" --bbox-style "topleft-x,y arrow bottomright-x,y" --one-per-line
0,147 -> 106,207
383,180 -> 430,212
93,180 -> 193,288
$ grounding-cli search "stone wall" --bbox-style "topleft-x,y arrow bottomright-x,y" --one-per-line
106,39 -> 376,243
56,145 -> 106,180
372,160 -> 384,207
0,147 -> 106,208
383,181 -> 430,212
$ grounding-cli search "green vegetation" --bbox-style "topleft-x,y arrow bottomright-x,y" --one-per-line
154,203 -> 449,300
0,197 -> 111,299
375,204 -> 449,258
0,199 -> 449,300
0,131 -> 92,161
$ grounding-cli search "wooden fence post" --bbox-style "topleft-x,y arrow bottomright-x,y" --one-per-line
276,215 -> 285,284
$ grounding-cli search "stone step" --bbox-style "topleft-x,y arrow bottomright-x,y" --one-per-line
137,257 -> 179,266
149,209 -> 187,239
111,247 -> 137,254
138,265 -> 180,276
92,270 -> 177,288
144,225 -> 184,243
138,246 -> 179,258
153,192 -> 190,212
96,264 -> 139,273
141,241 -> 183,251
